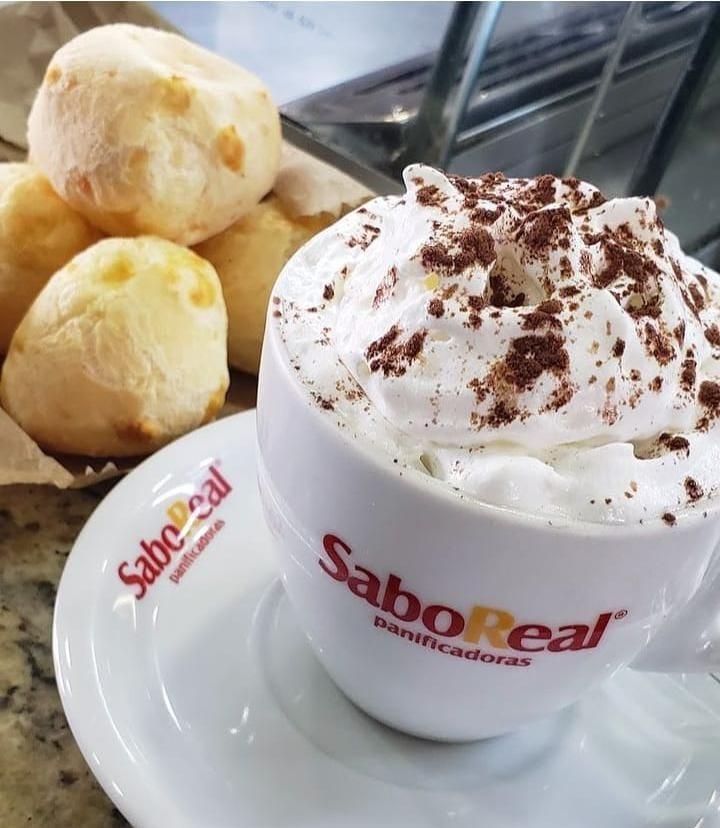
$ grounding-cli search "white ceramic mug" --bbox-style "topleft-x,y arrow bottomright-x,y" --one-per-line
256,310 -> 720,741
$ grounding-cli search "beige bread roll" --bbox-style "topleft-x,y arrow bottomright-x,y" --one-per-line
0,236 -> 229,457
0,163 -> 101,354
196,197 -> 328,373
195,146 -> 373,373
27,24 -> 281,246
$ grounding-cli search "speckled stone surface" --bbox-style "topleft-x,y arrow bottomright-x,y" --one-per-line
0,484 -> 127,827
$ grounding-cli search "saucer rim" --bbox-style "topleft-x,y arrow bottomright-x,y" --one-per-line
52,411 -> 256,828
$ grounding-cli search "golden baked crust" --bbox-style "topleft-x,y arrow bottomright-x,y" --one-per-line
195,196 -> 332,374
28,24 -> 281,246
195,148 -> 372,374
0,236 -> 229,456
0,163 -> 100,353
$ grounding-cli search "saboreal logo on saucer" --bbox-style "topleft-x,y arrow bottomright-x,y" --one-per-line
118,465 -> 232,599
320,534 -> 627,668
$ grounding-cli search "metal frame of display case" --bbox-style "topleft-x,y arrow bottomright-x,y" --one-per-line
286,2 -> 719,260
405,1 -> 720,202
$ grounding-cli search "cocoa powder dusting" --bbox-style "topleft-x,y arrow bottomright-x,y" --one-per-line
559,285 -> 580,297
689,282 -> 705,311
323,283 -> 335,301
428,298 -> 445,318
373,266 -> 398,308
312,392 -> 335,411
420,226 -> 495,275
348,224 -> 381,250
644,322 -> 675,365
595,239 -> 660,289
559,256 -> 573,280
673,321 -> 686,345
517,206 -> 571,254
521,310 -> 562,331
487,272 -> 526,308
366,325 -> 400,361
684,476 -> 704,502
524,174 -> 556,207
470,206 -> 503,224
680,355 -> 697,392
612,337 -> 625,358
698,380 -> 720,412
487,400 -> 519,427
660,433 -> 690,455
504,333 -> 570,390
705,324 -> 720,347
416,184 -> 446,208
404,330 -> 427,361
365,326 -> 427,377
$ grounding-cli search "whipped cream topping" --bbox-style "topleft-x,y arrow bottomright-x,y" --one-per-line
273,165 -> 720,524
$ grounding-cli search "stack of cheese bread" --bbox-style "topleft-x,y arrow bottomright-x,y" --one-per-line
0,24 -> 370,458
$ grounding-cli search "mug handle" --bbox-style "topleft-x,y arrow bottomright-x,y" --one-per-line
631,546 -> 720,673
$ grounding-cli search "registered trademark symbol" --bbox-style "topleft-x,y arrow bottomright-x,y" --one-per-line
614,609 -> 628,619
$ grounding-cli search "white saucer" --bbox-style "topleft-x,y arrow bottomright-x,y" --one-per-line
53,411 -> 720,828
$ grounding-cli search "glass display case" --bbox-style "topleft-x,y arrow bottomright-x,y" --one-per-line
159,1 -> 720,265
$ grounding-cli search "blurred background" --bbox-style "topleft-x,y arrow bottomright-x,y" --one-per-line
2,1 -> 718,263
153,1 -> 720,268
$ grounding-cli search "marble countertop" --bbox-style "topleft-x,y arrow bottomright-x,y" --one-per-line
0,483 -> 126,827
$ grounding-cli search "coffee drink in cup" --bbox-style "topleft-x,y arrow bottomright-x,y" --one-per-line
257,166 -> 720,740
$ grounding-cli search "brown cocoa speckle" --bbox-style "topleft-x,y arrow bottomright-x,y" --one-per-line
660,433 -> 690,455
487,271 -> 526,308
644,322 -> 675,365
521,310 -> 562,331
486,400 -> 520,428
373,266 -> 398,308
612,338 -> 625,358
421,226 -> 495,275
415,183 -> 446,208
698,380 -> 720,411
689,282 -> 706,311
649,376 -> 663,392
517,205 -> 572,253
366,326 -> 428,377
312,393 -> 335,411
558,256 -> 573,280
323,283 -> 335,301
348,223 -> 380,250
470,205 -> 503,224
662,512 -> 676,526
524,174 -> 556,206
428,298 -> 445,318
504,332 -> 570,390
680,355 -> 697,391
366,324 -> 400,361
685,477 -> 704,502
705,324 -> 720,347
404,330 -> 427,360
594,238 -> 660,289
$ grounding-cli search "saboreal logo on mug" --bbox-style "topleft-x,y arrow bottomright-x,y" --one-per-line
320,533 -> 627,668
